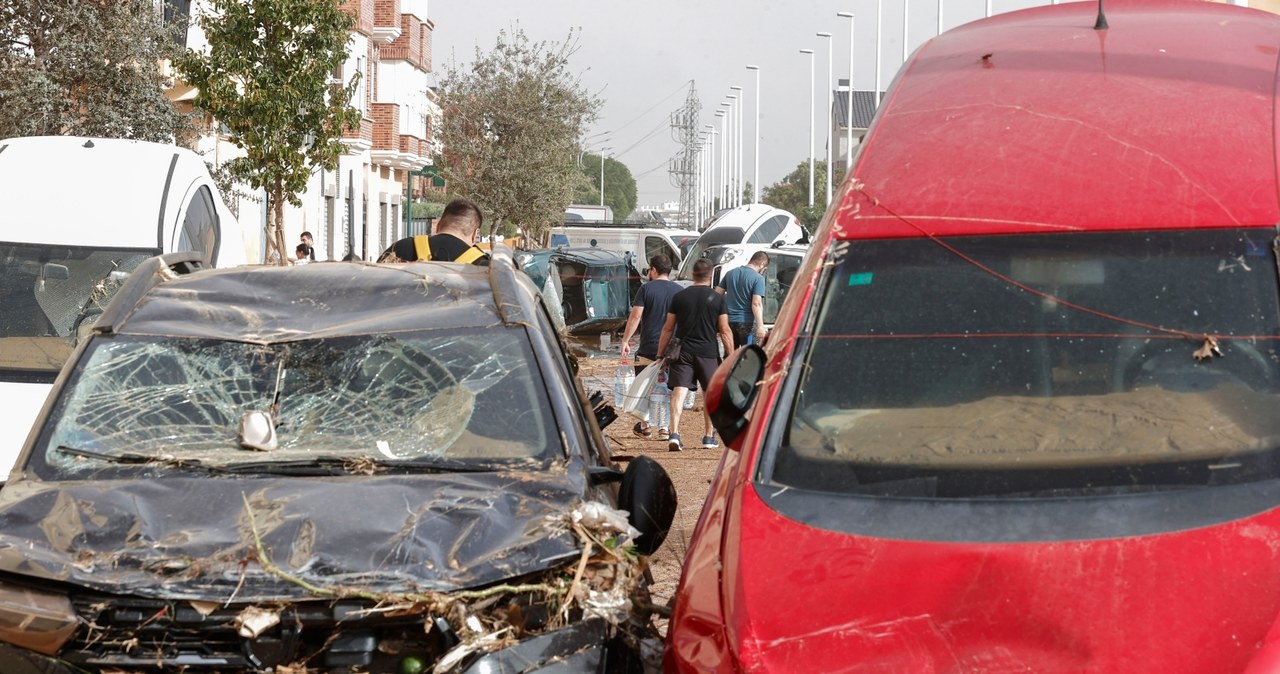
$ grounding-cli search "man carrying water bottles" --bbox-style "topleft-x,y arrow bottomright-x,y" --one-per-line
620,254 -> 681,440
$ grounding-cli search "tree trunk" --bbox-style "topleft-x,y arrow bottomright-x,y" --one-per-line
268,182 -> 288,266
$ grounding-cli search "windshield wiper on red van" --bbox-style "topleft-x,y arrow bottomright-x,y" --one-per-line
55,446 -> 231,473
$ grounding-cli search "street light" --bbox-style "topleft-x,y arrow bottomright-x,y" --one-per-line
799,48 -> 815,208
725,95 -> 738,206
705,123 -> 718,216
718,104 -> 731,207
730,85 -> 744,206
837,11 -> 855,172
598,147 -> 612,207
817,31 -> 833,208
875,0 -> 883,108
745,65 -> 761,204
903,0 -> 910,63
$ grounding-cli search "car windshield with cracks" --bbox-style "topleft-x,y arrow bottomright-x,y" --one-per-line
37,329 -> 550,475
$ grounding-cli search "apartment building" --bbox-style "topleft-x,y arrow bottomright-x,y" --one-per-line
178,0 -> 437,263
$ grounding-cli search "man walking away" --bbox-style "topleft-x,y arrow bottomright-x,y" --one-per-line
620,254 -> 681,439
657,259 -> 734,452
378,198 -> 490,265
716,251 -> 769,348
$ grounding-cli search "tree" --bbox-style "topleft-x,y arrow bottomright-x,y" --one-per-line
574,153 -> 637,223
761,159 -> 847,229
434,27 -> 599,245
177,0 -> 361,264
0,0 -> 193,141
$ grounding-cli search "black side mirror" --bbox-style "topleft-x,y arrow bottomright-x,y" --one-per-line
617,456 -> 676,556
706,344 -> 767,447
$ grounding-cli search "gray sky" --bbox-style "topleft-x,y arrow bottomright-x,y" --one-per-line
429,0 -> 1051,207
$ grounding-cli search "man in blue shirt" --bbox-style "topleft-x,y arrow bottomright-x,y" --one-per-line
620,254 -> 681,438
716,251 -> 769,348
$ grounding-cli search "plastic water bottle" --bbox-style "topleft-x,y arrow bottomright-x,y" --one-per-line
649,372 -> 671,431
613,361 -> 634,408
683,388 -> 696,410
599,332 -> 611,352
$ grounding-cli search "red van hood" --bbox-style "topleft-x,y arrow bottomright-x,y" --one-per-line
721,484 -> 1280,673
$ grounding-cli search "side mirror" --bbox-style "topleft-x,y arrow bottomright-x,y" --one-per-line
617,455 -> 676,556
706,344 -> 767,447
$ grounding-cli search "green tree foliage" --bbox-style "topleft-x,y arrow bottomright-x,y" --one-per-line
574,153 -> 636,223
761,159 -> 847,229
0,0 -> 192,141
434,28 -> 599,245
177,0 -> 361,264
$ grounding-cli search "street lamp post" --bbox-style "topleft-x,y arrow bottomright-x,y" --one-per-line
726,94 -> 738,207
705,123 -> 718,215
598,147 -> 612,207
903,0 -> 909,63
718,104 -> 731,207
745,65 -> 761,204
837,12 -> 855,172
818,31 -> 833,208
800,48 -> 815,208
875,0 -> 883,108
730,85 -> 744,206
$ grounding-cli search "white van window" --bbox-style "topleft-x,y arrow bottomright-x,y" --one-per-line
748,215 -> 790,245
178,185 -> 220,265
644,236 -> 672,267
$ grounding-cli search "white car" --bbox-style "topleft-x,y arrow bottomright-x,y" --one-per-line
677,204 -> 805,281
0,136 -> 249,482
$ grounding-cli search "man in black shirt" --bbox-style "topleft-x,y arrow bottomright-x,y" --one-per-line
378,198 -> 490,265
656,259 -> 734,452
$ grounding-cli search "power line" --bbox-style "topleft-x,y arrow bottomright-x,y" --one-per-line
607,81 -> 690,135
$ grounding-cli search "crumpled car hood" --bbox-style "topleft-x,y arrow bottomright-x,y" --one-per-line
0,472 -> 583,601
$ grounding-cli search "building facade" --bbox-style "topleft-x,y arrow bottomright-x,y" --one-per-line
181,0 -> 437,263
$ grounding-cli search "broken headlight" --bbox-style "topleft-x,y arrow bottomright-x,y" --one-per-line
0,583 -> 77,655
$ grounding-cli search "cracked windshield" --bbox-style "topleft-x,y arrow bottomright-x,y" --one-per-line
41,329 -> 552,473
0,243 -> 150,382
779,228 -> 1280,497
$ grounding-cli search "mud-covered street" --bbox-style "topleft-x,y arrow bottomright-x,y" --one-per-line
574,345 -> 719,614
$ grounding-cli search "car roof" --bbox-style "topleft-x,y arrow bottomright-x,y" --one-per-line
705,204 -> 795,232
100,259 -> 541,342
0,136 -> 213,247
838,0 -> 1280,240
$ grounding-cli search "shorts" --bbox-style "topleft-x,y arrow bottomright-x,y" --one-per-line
667,351 -> 719,391
730,322 -> 754,349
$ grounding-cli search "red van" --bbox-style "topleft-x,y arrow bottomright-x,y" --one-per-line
668,2 -> 1280,672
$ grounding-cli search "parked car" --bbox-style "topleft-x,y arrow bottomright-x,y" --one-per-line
0,250 -> 675,673
675,204 -> 803,282
669,3 -> 1280,673
0,136 -> 251,483
549,225 -> 700,272
517,246 -> 642,335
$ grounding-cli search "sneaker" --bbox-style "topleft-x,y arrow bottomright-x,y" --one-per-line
701,435 -> 719,449
668,433 -> 684,452
632,422 -> 652,438
656,428 -> 670,442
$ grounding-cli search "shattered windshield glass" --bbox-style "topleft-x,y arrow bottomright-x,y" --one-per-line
0,242 -> 153,382
775,228 -> 1280,498
38,327 -> 555,475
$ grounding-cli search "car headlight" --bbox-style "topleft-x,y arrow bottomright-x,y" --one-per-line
0,583 -> 77,655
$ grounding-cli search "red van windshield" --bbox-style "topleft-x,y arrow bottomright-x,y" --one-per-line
775,228 -> 1280,498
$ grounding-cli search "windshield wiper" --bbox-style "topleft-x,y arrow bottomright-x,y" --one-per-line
55,446 -> 230,473
219,456 -> 508,476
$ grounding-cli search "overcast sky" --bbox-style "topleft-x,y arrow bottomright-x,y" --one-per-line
429,0 -> 1058,207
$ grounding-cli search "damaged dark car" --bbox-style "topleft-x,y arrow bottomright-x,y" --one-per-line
0,250 -> 676,673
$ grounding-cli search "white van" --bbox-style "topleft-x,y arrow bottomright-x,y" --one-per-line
0,136 -> 250,481
677,204 -> 805,280
549,225 -> 700,274
565,203 -> 614,223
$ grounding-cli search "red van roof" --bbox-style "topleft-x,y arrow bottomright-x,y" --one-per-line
837,0 -> 1280,240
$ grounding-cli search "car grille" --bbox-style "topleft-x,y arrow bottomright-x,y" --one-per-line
64,594 -> 452,670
